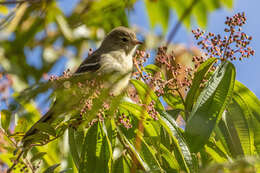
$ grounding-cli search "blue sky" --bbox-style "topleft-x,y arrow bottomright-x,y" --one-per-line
58,0 -> 260,97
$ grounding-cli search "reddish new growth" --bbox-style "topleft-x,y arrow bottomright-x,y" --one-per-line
155,46 -> 203,92
133,46 -> 204,97
118,113 -> 132,129
192,12 -> 254,61
79,79 -> 105,116
48,69 -> 72,81
146,100 -> 158,120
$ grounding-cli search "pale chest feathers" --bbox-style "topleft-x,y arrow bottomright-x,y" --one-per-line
100,47 -> 136,74
100,47 -> 137,95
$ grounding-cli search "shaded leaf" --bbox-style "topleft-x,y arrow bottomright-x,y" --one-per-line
43,163 -> 60,173
159,110 -> 196,172
117,129 -> 151,172
130,79 -> 163,110
0,109 -> 11,131
113,155 -> 131,173
35,122 -> 56,137
30,152 -> 47,162
68,127 -> 81,170
144,0 -> 170,32
163,92 -> 184,110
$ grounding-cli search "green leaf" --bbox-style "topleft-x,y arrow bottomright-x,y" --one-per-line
80,122 -> 112,173
204,140 -> 229,163
144,64 -> 165,80
226,98 -> 254,156
0,5 -> 9,15
130,79 -> 163,110
30,152 -> 47,162
80,122 -> 101,172
120,101 -> 150,120
233,81 -> 260,124
217,114 -> 244,157
138,137 -> 164,172
55,13 -> 74,41
220,0 -> 233,8
113,156 -> 131,173
120,101 -> 159,137
232,81 -> 260,154
101,121 -> 114,173
163,92 -> 184,110
117,129 -> 151,172
43,163 -> 60,173
1,109 -> 11,131
23,133 -> 50,144
202,0 -> 220,11
159,110 -> 197,172
166,109 -> 182,120
68,128 -> 81,170
185,57 -> 217,113
171,0 -> 191,28
194,1 -> 208,28
185,61 -> 236,153
15,116 -> 29,133
35,122 -> 56,137
252,116 -> 260,154
159,143 -> 179,171
144,0 -> 170,32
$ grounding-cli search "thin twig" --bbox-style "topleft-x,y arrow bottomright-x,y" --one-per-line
0,128 -> 17,147
166,0 -> 200,46
131,61 -> 156,173
7,150 -> 23,173
0,0 -> 39,5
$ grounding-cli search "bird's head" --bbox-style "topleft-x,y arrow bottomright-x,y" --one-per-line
100,26 -> 142,55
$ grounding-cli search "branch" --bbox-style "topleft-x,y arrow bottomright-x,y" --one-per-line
131,76 -> 157,173
166,0 -> 200,46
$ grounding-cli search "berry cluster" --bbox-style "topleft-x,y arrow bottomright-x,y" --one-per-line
146,100 -> 158,120
192,12 -> 254,61
118,113 -> 133,129
48,68 -> 72,81
133,46 -> 204,97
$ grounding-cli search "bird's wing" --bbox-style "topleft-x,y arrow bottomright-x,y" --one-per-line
74,51 -> 102,74
23,51 -> 102,142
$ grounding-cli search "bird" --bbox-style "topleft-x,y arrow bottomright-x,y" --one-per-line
22,26 -> 142,143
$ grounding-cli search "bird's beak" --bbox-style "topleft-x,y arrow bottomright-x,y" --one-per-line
133,39 -> 143,45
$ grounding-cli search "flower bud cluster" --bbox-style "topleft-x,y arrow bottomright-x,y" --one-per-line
192,12 -> 254,61
146,100 -> 158,120
117,113 -> 133,129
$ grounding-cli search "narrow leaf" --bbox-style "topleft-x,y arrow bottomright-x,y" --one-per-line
159,110 -> 196,172
68,128 -> 80,170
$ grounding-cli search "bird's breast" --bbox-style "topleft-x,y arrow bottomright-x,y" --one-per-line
100,51 -> 133,74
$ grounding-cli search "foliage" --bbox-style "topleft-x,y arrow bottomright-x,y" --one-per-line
1,0 -> 260,173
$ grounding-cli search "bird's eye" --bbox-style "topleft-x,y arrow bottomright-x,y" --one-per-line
122,37 -> 128,42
